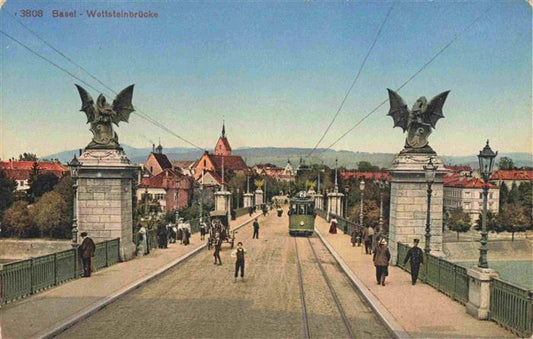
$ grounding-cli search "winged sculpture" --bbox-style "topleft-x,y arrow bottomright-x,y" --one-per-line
75,84 -> 135,149
387,89 -> 449,152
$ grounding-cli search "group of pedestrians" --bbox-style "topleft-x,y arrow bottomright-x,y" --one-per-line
331,219 -> 424,287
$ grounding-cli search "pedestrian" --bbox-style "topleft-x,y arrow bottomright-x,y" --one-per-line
350,228 -> 357,247
403,238 -> 424,285
183,226 -> 190,245
200,218 -> 207,241
158,222 -> 168,248
329,218 -> 338,234
137,223 -> 148,255
78,232 -> 95,277
213,233 -> 222,265
373,238 -> 391,286
249,206 -> 253,217
231,242 -> 247,282
252,218 -> 259,239
364,225 -> 375,254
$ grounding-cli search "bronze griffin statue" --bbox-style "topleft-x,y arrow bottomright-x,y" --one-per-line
387,89 -> 450,153
75,84 -> 135,149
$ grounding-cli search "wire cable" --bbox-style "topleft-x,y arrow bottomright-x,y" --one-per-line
306,4 -> 394,158
317,4 -> 495,155
1,14 -> 205,151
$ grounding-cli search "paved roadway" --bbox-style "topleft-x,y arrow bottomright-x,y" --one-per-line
58,212 -> 389,339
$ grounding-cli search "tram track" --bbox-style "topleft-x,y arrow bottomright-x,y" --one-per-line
293,236 -> 356,339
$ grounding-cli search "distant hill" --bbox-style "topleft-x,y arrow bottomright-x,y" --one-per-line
43,146 -> 532,170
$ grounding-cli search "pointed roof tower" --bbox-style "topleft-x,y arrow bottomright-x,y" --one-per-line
215,120 -> 232,156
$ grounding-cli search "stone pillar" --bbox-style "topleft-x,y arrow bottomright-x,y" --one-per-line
327,192 -> 344,217
313,194 -> 324,210
215,190 -> 231,212
466,267 -> 499,319
243,193 -> 254,208
388,152 -> 446,263
77,148 -> 138,261
255,189 -> 263,206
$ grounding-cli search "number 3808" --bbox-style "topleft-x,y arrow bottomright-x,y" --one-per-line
20,9 -> 43,17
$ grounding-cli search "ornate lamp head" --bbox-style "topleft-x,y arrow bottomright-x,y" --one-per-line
424,157 -> 437,184
478,140 -> 498,181
68,155 -> 81,178
359,179 -> 365,191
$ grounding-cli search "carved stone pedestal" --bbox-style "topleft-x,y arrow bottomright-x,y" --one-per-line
243,193 -> 254,208
77,148 -> 138,261
313,194 -> 324,210
466,267 -> 499,320
327,192 -> 344,217
255,189 -> 264,206
388,151 -> 446,263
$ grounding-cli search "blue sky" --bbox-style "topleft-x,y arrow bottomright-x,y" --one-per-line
1,1 -> 531,160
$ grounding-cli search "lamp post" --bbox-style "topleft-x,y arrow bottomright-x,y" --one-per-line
344,185 -> 350,219
377,178 -> 386,234
68,155 -> 81,247
359,178 -> 365,230
423,157 -> 437,255
236,188 -> 240,209
477,140 -> 497,268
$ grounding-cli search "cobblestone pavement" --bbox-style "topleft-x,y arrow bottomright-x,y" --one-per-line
59,211 -> 388,339
0,214 -> 255,339
315,217 -> 515,338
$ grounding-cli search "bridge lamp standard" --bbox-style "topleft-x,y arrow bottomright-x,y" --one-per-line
376,178 -> 386,234
477,141 -> 497,269
359,178 -> 365,232
68,155 -> 82,247
344,185 -> 350,219
423,157 -> 437,255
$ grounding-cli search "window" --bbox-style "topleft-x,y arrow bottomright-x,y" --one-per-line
463,202 -> 471,210
479,193 -> 483,199
155,193 -> 165,200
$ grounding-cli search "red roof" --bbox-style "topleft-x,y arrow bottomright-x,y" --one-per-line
444,174 -> 498,189
341,171 -> 390,181
444,165 -> 472,173
209,154 -> 248,172
0,161 -> 67,181
490,170 -> 533,181
200,169 -> 224,185
139,169 -> 191,189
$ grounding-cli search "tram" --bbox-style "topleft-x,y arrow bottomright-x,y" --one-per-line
288,192 -> 316,236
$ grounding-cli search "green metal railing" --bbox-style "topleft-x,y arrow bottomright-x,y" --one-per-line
490,277 -> 533,337
397,242 -> 469,305
0,238 -> 120,305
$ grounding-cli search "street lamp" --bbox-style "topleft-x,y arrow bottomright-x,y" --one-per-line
236,188 -> 240,208
68,155 -> 81,247
423,157 -> 437,255
376,178 -> 386,234
359,178 -> 365,231
344,185 -> 350,219
477,140 -> 497,268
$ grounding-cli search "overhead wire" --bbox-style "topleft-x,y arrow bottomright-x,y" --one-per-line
306,4 -> 394,158
1,12 -> 205,151
317,4 -> 495,155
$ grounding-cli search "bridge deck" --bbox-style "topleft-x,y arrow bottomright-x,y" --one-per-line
0,211 -> 515,338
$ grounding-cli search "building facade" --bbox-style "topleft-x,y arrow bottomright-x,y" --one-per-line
137,169 -> 194,212
0,160 -> 67,191
443,174 -> 499,225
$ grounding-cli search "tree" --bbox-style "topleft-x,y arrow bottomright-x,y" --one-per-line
29,173 -> 59,200
1,201 -> 37,237
18,153 -> 38,161
0,171 -> 17,218
475,211 -> 502,233
448,208 -> 472,240
499,204 -> 530,241
32,191 -> 70,238
357,161 -> 380,172
497,157 -> 515,170
499,182 -> 509,207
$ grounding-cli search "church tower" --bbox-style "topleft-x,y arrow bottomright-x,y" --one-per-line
215,120 -> 232,156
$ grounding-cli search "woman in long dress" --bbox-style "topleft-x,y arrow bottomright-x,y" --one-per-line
329,218 -> 338,234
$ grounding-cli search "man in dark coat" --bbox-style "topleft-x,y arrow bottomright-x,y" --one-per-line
252,218 -> 259,239
373,238 -> 391,286
232,242 -> 247,282
78,232 -> 95,277
403,238 -> 424,285
157,222 -> 168,249
213,234 -> 222,265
